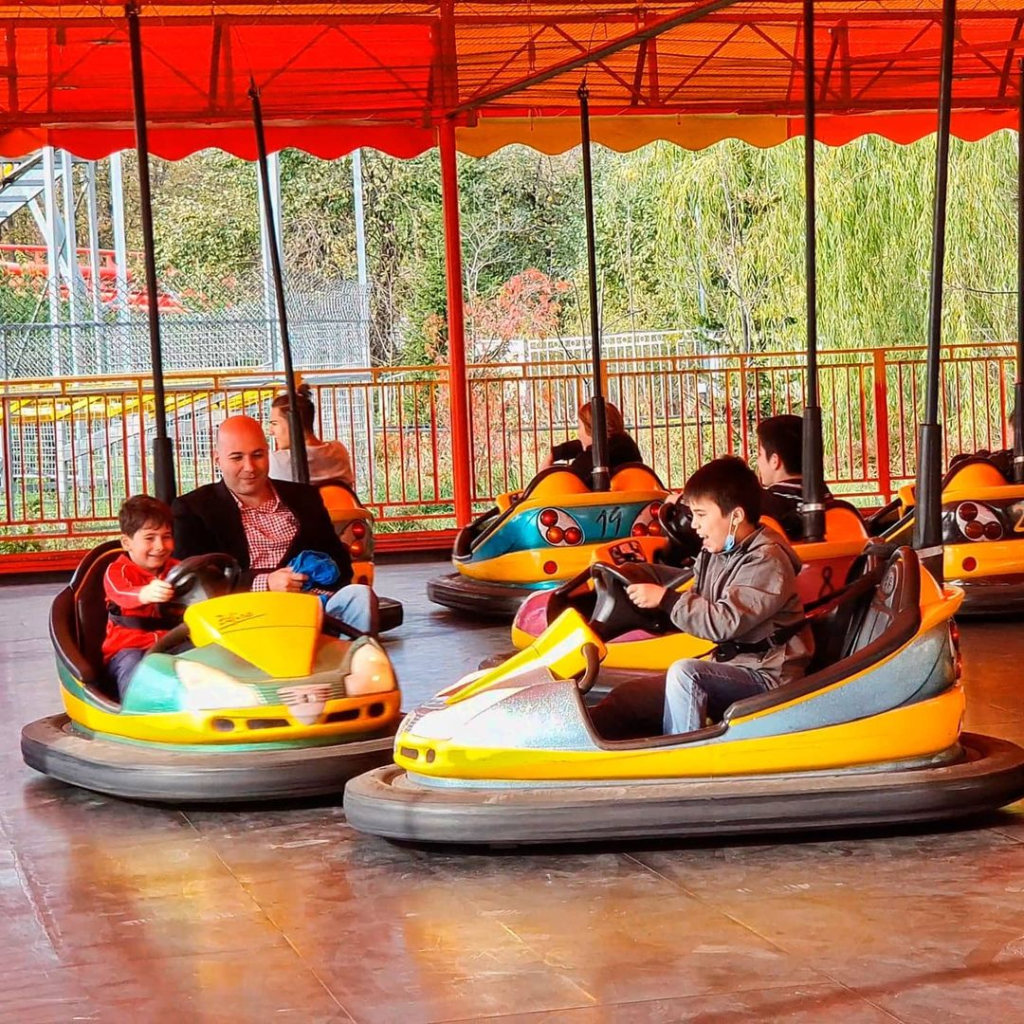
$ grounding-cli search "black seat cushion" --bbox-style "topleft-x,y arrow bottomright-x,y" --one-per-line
729,547 -> 922,721
804,567 -> 884,674
50,541 -> 122,695
942,453 -> 1010,490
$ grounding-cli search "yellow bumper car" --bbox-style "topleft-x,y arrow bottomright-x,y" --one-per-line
872,456 -> 1024,614
345,546 -> 1024,844
22,543 -> 401,803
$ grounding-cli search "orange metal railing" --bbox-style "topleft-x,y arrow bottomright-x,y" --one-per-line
0,343 -> 1016,565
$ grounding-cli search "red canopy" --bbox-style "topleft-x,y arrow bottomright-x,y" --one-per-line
1,2 -> 1023,159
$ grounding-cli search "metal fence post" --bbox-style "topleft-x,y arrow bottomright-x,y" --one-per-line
873,349 -> 893,502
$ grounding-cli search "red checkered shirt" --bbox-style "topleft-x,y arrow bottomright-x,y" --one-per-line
234,486 -> 298,591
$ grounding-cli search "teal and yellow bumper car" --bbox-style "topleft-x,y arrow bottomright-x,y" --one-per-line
427,464 -> 668,617
22,543 -> 401,803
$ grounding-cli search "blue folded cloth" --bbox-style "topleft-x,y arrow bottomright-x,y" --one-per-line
288,550 -> 341,606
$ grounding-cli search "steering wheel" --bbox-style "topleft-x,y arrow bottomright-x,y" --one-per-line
864,497 -> 903,537
658,499 -> 702,557
165,553 -> 241,606
589,562 -> 675,641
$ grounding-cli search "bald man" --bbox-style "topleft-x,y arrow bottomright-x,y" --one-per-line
171,415 -> 378,633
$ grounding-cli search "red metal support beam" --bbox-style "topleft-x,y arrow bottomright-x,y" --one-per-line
447,0 -> 748,118
439,116 -> 473,527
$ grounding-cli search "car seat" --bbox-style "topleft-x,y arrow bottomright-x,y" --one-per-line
49,541 -> 123,699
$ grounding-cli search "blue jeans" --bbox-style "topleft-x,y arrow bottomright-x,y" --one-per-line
108,639 -> 192,699
664,659 -> 770,734
324,584 -> 379,635
589,660 -> 771,740
108,648 -> 146,698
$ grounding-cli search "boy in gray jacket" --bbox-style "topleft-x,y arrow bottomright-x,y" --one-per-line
589,456 -> 813,739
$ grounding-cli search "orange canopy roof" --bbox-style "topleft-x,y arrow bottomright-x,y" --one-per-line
2,2 -> 1023,159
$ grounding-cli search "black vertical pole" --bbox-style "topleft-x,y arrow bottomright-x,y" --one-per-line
249,81 -> 309,486
126,2 -> 175,502
1014,60 -> 1024,482
578,83 -> 610,492
801,0 -> 825,542
913,0 -> 957,580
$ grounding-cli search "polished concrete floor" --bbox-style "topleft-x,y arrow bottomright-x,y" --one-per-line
3,560 -> 1024,1022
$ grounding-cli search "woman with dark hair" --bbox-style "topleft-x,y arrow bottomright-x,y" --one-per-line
269,382 -> 354,487
540,400 -> 643,484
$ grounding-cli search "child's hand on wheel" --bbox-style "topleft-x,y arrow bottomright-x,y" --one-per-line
626,583 -> 667,609
139,579 -> 174,604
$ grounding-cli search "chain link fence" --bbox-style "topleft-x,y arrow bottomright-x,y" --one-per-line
0,263 -> 370,377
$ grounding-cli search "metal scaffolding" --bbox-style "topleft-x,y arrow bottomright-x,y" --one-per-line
0,147 -> 373,516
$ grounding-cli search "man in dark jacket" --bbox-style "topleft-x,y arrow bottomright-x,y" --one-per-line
172,415 -> 378,633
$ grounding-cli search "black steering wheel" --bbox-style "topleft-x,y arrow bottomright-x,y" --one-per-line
589,562 -> 675,641
165,553 -> 241,606
658,499 -> 702,557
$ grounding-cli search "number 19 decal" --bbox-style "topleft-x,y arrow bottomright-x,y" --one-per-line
596,507 -> 623,537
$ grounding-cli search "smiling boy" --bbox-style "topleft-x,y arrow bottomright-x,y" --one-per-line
589,457 -> 813,739
102,495 -> 182,696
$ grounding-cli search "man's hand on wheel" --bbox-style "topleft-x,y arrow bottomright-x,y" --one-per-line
626,582 -> 667,609
267,568 -> 307,593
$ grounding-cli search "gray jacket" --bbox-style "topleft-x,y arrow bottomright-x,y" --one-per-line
660,525 -> 813,687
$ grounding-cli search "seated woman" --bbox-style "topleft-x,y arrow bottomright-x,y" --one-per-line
588,457 -> 813,740
269,382 -> 355,487
540,401 -> 643,484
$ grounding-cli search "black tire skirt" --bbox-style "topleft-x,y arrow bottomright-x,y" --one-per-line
378,596 -> 404,632
426,573 -> 536,618
22,714 -> 396,804
343,733 -> 1024,845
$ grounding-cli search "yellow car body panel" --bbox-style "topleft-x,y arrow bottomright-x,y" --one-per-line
443,608 -> 607,706
394,686 -> 964,781
945,537 -> 1024,580
186,592 -> 323,678
61,686 -> 402,746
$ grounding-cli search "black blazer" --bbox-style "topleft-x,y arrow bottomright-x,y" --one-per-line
172,479 -> 353,589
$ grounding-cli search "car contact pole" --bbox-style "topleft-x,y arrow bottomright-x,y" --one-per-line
801,0 -> 826,543
578,82 -> 610,492
250,80 -> 309,486
913,0 -> 957,579
1014,60 -> 1024,483
126,2 -> 176,502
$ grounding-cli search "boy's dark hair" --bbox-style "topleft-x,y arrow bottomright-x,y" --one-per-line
272,382 -> 316,432
119,495 -> 173,536
756,414 -> 803,475
683,456 -> 762,524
